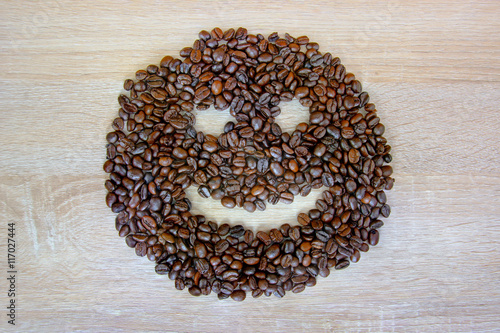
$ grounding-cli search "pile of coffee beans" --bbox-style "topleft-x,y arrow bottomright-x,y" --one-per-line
104,28 -> 393,301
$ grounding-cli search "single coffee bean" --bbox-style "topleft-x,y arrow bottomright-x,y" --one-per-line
297,213 -> 310,226
369,229 -> 380,246
221,196 -> 236,208
243,201 -> 256,212
270,162 -> 284,177
265,244 -> 280,259
189,286 -> 202,296
231,290 -> 246,301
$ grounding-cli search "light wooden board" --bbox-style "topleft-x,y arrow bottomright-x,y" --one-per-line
1,1 -> 499,332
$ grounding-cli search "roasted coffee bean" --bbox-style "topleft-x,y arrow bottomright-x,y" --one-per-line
380,204 -> 391,218
221,196 -> 236,208
243,201 -> 256,212
215,239 -> 230,252
297,213 -> 310,226
369,229 -> 380,246
106,28 -> 392,300
155,264 -> 170,275
265,244 -> 280,259
269,229 -> 284,243
194,242 -> 207,258
189,286 -> 202,296
256,231 -> 272,246
198,186 -> 210,198
335,260 -> 350,270
270,162 -> 284,177
231,290 -> 246,301
230,225 -> 245,238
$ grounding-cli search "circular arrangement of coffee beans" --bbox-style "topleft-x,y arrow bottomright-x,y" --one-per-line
104,28 -> 394,301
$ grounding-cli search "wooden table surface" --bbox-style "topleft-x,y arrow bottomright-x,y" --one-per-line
1,1 -> 499,332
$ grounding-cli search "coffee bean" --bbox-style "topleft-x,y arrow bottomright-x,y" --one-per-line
269,229 -> 284,243
251,185 -> 265,196
222,270 -> 239,281
295,87 -> 309,98
335,260 -> 350,270
172,147 -> 188,159
257,158 -> 269,173
292,283 -> 305,293
270,162 -> 284,177
243,257 -> 259,265
230,225 -> 245,238
297,213 -> 310,226
349,148 -> 361,164
369,230 -> 380,246
135,242 -> 147,257
322,173 -> 334,187
195,259 -> 210,274
195,242 -> 207,258
221,196 -> 236,208
141,216 -> 157,233
189,286 -> 202,296
195,86 -> 210,101
265,244 -> 280,259
291,275 -> 309,284
280,192 -> 294,204
213,47 -> 225,62
215,239 -> 230,252
243,201 -> 256,212
231,290 -> 246,301
274,286 -> 285,298
345,179 -> 357,193
380,204 -> 391,218
198,186 -> 210,198
155,264 -> 170,275
190,49 -> 202,63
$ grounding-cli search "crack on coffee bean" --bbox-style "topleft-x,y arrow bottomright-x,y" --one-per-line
104,27 -> 394,300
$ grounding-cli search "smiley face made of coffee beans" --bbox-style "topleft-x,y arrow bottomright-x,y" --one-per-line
104,28 -> 394,301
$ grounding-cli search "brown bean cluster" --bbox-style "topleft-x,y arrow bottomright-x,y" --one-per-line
104,28 -> 394,301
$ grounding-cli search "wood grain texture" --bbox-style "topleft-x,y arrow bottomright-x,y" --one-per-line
1,0 -> 499,332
